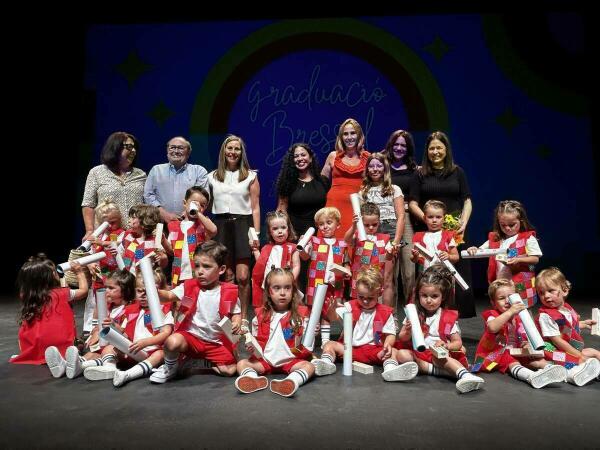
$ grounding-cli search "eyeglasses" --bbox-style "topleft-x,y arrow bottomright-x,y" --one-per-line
168,145 -> 187,152
122,143 -> 136,151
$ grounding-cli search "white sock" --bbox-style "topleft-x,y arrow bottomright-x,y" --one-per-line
383,359 -> 399,372
427,363 -> 443,376
320,324 -> 331,344
240,368 -> 259,378
287,369 -> 309,387
164,356 -> 178,371
455,368 -> 469,380
101,354 -> 117,368
124,360 -> 154,381
510,365 -> 534,382
81,358 -> 102,369
321,353 -> 335,364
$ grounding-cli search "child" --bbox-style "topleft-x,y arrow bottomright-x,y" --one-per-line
467,200 -> 541,307
11,255 -> 88,369
472,279 -> 566,388
535,267 -> 600,386
397,264 -> 485,393
150,240 -> 241,382
235,268 -> 314,397
92,199 -> 125,285
167,186 -> 217,287
311,267 -> 418,382
120,204 -> 168,272
344,202 -> 394,305
251,210 -> 300,308
298,207 -> 350,346
411,200 -> 458,271
46,269 -> 136,378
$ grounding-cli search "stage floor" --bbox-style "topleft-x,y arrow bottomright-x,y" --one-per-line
1,296 -> 598,449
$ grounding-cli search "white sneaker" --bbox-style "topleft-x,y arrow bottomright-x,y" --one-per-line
65,346 -> 83,379
270,378 -> 298,397
149,364 -> 178,384
311,358 -> 337,376
45,346 -> 66,378
84,365 -> 116,381
382,362 -> 419,382
113,370 -> 129,388
456,373 -> 485,393
529,365 -> 567,389
235,375 -> 268,394
568,358 -> 600,387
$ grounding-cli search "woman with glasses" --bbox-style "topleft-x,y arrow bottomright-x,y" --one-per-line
81,131 -> 147,241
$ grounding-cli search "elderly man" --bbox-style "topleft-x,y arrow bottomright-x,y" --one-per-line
144,136 -> 209,222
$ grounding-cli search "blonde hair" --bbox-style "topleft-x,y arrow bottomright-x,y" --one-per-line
94,199 -> 121,227
214,134 -> 252,182
536,267 -> 571,296
488,279 -> 515,302
355,266 -> 384,292
335,118 -> 365,154
423,199 -> 447,215
314,207 -> 341,224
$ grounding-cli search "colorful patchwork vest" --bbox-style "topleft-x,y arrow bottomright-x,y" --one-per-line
412,230 -> 455,269
91,228 -> 125,290
121,231 -> 156,272
251,242 -> 295,307
535,303 -> 583,369
306,237 -> 347,305
254,306 -> 310,359
471,309 -> 527,373
350,232 -> 390,298
347,300 -> 394,345
487,231 -> 538,307
167,220 -> 206,286
123,302 -> 172,340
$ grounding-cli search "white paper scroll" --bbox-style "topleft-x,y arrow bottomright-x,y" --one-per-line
296,227 -> 315,251
414,243 -> 469,291
350,193 -> 367,242
78,221 -> 110,251
508,293 -> 545,350
139,257 -> 166,330
404,303 -> 426,352
96,288 -> 108,346
244,332 -> 264,358
154,223 -> 164,250
343,312 -> 353,376
57,252 -> 107,275
189,201 -> 200,217
100,327 -> 148,362
248,227 -> 259,245
460,248 -> 505,259
218,317 -> 240,345
591,308 -> 599,337
413,243 -> 434,260
111,242 -> 126,270
301,283 -> 328,350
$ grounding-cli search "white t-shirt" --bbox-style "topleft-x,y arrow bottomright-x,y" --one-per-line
131,308 -> 175,352
538,306 -> 575,337
262,245 -> 284,288
171,284 -> 241,344
340,303 -> 395,346
252,311 -> 307,367
421,231 -> 456,270
208,169 -> 257,215
363,185 -> 403,221
403,308 -> 460,348
479,234 -> 542,280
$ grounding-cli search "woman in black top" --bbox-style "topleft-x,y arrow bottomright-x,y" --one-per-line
408,131 -> 476,317
384,129 -> 418,303
276,143 -> 330,292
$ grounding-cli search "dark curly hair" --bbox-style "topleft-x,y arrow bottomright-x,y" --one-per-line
412,263 -> 455,315
276,143 -> 324,198
16,253 -> 60,324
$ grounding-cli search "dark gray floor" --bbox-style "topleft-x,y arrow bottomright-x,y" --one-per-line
1,296 -> 598,449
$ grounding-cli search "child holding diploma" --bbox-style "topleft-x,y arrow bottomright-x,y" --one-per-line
167,186 -> 216,287
150,241 -> 241,382
91,199 -> 125,286
472,279 -> 567,388
467,200 -> 541,307
251,210 -> 300,308
311,267 -> 418,382
11,255 -> 88,368
298,207 -> 350,347
535,267 -> 600,386
119,204 -> 168,271
397,265 -> 484,393
235,268 -> 314,397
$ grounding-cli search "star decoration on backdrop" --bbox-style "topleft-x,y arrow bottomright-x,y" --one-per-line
115,51 -> 153,88
495,107 -> 521,135
148,100 -> 174,128
423,36 -> 450,62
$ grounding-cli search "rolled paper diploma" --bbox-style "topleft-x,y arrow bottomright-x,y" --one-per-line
189,201 -> 199,217
248,227 -> 259,244
111,242 -> 126,270
349,193 -> 367,242
244,332 -> 263,358
413,243 -> 434,260
154,223 -> 164,250
404,303 -> 426,352
100,327 -> 148,362
218,317 -> 240,345
139,257 -> 166,330
591,308 -> 599,336
460,248 -> 504,259
343,312 -> 353,376
438,257 -> 470,291
301,283 -> 328,350
508,293 -> 545,350
296,227 -> 315,251
57,252 -> 107,275
134,252 -> 156,269
78,221 -> 110,251
96,288 -> 108,346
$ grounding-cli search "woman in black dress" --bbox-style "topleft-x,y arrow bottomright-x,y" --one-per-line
408,131 -> 476,318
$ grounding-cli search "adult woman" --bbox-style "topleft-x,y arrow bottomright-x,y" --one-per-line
208,135 -> 260,326
276,142 -> 330,292
383,129 -> 417,302
408,131 -> 475,318
81,131 -> 146,240
321,118 -> 370,238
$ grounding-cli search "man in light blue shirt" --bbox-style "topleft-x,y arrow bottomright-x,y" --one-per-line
144,136 -> 209,223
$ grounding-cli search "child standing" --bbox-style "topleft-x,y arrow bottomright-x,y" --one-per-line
11,255 -> 88,369
120,204 -> 168,272
235,268 -> 314,397
167,186 -> 217,287
467,200 -> 541,307
251,210 -> 300,308
397,264 -> 485,393
92,199 -> 125,284
472,279 -> 566,388
298,207 -> 350,346
150,241 -> 241,382
535,267 -> 600,386
411,200 -> 459,271
311,267 -> 418,382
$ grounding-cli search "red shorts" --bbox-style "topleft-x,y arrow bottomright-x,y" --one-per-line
414,348 -> 469,368
250,356 -> 306,375
349,344 -> 384,365
177,331 -> 236,366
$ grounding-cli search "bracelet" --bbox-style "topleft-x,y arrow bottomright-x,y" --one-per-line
241,319 -> 250,324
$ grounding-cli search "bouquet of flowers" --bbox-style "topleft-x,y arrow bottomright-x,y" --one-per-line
443,212 -> 464,245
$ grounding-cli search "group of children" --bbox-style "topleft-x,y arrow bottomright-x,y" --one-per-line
10,182 -> 600,396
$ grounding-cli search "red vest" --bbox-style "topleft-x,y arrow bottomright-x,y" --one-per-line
123,302 -> 172,340
347,300 -> 394,345
535,303 -> 582,368
167,220 -> 206,286
251,242 -> 295,308
306,237 -> 347,305
176,280 -> 238,333
254,306 -> 310,359
487,231 -> 538,307
413,308 -> 468,367
350,233 -> 390,298
412,230 -> 455,267
121,231 -> 156,271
